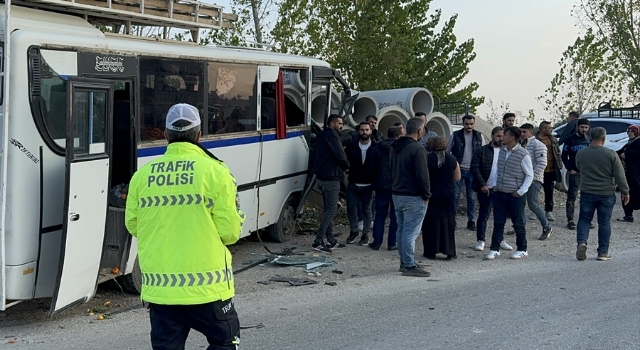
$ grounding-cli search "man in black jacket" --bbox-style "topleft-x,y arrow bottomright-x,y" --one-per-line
370,126 -> 402,250
561,118 -> 591,229
391,117 -> 431,277
447,115 -> 486,230
312,114 -> 350,252
345,122 -> 378,246
471,127 -> 512,252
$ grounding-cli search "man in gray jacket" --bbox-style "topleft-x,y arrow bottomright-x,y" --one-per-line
520,123 -> 553,240
486,126 -> 534,260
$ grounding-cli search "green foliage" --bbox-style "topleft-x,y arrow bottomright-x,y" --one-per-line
575,0 -> 640,98
272,0 -> 483,111
538,29 -> 626,122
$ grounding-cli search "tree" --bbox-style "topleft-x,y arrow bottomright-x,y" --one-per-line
272,0 -> 483,110
537,29 -> 626,121
199,0 -> 278,47
575,0 -> 640,97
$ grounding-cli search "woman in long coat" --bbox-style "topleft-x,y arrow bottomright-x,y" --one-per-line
422,136 -> 461,260
618,125 -> 640,222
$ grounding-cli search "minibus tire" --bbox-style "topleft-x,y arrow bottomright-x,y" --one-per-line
117,257 -> 142,294
267,195 -> 299,242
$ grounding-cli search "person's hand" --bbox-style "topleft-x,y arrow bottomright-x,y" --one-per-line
481,186 -> 489,194
622,194 -> 630,206
620,153 -> 626,160
512,191 -> 521,198
569,170 -> 577,174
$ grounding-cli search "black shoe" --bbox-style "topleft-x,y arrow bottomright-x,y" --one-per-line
567,221 -> 576,230
539,227 -> 553,241
388,245 -> 398,251
617,216 -> 634,222
590,223 -> 596,229
327,241 -> 345,250
446,255 -> 457,260
467,220 -> 476,231
346,231 -> 359,244
312,242 -> 332,253
402,266 -> 431,277
423,254 -> 436,260
399,263 -> 405,272
368,242 -> 380,250
358,235 -> 370,246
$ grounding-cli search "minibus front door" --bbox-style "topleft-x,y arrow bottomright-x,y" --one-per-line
50,79 -> 113,316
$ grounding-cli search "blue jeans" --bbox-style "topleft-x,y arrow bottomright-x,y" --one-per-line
526,180 -> 550,230
490,192 -> 527,252
577,192 -> 616,255
315,180 -> 340,245
476,190 -> 492,241
393,195 -> 428,268
454,169 -> 475,221
372,189 -> 397,248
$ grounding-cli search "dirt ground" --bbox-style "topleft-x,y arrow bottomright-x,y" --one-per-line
1,189 -> 638,329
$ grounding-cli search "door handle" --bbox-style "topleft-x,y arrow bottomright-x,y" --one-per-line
70,213 -> 80,221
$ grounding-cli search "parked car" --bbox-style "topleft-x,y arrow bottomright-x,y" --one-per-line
552,117 -> 640,192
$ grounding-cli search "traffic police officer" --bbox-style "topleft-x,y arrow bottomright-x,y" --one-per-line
126,103 -> 245,350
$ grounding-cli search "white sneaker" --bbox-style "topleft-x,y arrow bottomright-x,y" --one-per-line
500,241 -> 513,251
485,250 -> 500,260
511,251 -> 529,259
357,221 -> 363,231
546,212 -> 555,221
474,240 -> 485,251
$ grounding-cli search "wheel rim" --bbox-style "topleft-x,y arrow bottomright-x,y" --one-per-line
282,203 -> 296,235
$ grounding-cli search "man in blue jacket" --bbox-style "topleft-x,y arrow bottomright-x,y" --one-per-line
312,114 -> 350,252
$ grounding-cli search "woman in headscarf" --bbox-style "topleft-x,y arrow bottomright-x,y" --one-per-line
618,125 -> 640,222
422,136 -> 461,260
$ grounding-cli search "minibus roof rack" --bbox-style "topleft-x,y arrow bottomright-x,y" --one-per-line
8,0 -> 237,40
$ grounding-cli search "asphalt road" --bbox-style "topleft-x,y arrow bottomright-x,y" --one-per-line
2,249 -> 639,349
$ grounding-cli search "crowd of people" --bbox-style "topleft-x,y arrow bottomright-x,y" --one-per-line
311,111 -> 638,277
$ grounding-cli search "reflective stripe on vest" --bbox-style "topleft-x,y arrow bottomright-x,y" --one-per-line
142,269 -> 233,287
139,193 -> 214,208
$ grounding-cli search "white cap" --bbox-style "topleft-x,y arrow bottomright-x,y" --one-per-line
165,103 -> 201,131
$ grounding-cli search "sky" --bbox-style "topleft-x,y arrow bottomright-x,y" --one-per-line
209,0 -> 581,121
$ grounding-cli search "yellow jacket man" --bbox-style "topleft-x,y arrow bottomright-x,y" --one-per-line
126,103 -> 244,350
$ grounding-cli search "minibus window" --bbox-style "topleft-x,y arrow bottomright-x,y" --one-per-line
139,58 -> 204,141
207,63 -> 257,135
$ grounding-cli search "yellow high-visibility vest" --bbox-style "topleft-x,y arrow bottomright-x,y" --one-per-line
125,142 -> 245,305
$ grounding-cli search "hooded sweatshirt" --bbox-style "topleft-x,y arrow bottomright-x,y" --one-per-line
390,136 -> 431,200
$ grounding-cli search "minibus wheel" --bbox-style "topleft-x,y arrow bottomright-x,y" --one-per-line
117,257 -> 142,294
267,195 -> 298,242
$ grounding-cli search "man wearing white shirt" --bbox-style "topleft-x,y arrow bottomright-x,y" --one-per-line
486,126 -> 534,260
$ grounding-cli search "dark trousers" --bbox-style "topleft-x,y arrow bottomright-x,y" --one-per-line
542,172 -> 556,212
316,179 -> 340,245
357,192 -> 376,222
149,300 -> 240,350
372,189 -> 397,248
476,190 -> 492,242
347,183 -> 373,235
490,192 -> 527,252
566,172 -> 581,221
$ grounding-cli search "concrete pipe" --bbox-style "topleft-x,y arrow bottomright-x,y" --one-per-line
362,88 -> 434,117
283,69 -> 306,91
425,112 -> 454,139
311,90 -> 343,127
284,85 -> 305,111
352,95 -> 378,126
376,106 -> 411,137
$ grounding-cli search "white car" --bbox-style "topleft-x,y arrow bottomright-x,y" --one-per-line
553,117 -> 640,191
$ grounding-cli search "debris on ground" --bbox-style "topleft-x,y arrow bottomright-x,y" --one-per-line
325,282 -> 337,286
267,276 -> 318,286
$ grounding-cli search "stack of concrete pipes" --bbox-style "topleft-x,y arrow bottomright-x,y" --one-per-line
283,70 -> 454,139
